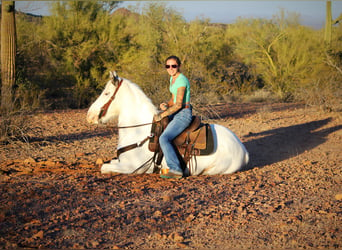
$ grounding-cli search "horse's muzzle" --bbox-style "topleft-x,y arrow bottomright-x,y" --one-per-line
86,112 -> 99,124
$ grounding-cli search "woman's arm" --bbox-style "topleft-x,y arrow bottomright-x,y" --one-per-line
155,87 -> 185,120
160,97 -> 174,111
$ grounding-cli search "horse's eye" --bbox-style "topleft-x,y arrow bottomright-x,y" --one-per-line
104,92 -> 110,96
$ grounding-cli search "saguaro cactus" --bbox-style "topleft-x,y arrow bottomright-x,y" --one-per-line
325,0 -> 332,44
1,1 -> 17,112
325,0 -> 342,45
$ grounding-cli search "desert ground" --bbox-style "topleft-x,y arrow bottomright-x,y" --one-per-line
0,103 -> 341,249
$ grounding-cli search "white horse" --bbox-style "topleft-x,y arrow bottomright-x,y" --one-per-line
87,71 -> 249,175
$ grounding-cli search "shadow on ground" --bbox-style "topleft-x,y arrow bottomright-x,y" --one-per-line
197,103 -> 304,119
27,127 -> 117,144
243,118 -> 342,170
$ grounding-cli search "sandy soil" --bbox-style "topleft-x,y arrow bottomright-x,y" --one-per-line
0,103 -> 341,249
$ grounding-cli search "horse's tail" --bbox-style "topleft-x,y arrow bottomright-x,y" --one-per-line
244,151 -> 249,166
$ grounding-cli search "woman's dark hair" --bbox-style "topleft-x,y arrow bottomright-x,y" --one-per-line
165,55 -> 181,66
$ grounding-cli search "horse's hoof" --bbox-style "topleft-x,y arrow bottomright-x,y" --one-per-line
101,164 -> 116,174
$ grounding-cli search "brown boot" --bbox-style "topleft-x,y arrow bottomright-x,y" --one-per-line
160,170 -> 183,179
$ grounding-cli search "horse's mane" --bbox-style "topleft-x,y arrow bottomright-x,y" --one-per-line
122,78 -> 157,112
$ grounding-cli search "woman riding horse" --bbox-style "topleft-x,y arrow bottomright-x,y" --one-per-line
154,56 -> 192,179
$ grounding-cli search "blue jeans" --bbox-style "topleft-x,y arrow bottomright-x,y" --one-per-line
159,108 -> 192,173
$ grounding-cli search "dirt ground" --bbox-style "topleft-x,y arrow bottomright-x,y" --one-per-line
0,103 -> 341,249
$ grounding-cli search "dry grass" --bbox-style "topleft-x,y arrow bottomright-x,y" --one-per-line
296,79 -> 342,112
0,111 -> 39,145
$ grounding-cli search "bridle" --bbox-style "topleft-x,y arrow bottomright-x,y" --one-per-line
98,78 -> 155,129
98,78 -> 123,120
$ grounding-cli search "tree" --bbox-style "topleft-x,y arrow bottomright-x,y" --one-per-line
1,1 -> 17,112
43,1 -> 118,107
228,12 -> 325,101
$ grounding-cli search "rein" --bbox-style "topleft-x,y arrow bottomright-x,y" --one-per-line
117,122 -> 154,129
117,134 -> 153,158
116,121 -> 159,174
116,121 -> 157,156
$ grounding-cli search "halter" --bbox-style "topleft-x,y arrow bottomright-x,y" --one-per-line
98,79 -> 123,120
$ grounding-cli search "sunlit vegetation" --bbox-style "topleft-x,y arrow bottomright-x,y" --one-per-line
7,2 -> 342,111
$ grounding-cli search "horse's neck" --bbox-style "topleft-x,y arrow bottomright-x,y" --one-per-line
117,83 -> 156,127
117,82 -> 156,147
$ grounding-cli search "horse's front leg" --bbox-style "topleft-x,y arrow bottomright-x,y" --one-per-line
101,158 -> 134,174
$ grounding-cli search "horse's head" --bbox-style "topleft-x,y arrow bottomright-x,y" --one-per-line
87,71 -> 123,124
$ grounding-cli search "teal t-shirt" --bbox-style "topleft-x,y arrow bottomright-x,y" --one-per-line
169,73 -> 190,104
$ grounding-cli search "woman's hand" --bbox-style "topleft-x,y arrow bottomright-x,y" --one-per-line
159,103 -> 168,111
153,113 -> 163,122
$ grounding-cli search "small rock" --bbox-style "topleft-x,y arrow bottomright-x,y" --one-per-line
43,160 -> 56,167
24,157 -> 36,163
0,175 -> 10,182
153,210 -> 162,217
185,214 -> 195,222
15,165 -> 33,174
91,240 -> 99,248
169,232 -> 184,242
0,212 -> 5,222
162,195 -> 172,202
154,233 -> 163,239
72,243 -> 82,248
96,158 -> 104,165
335,193 -> 342,201
302,160 -> 312,166
230,175 -> 238,180
23,157 -> 36,166
75,152 -> 85,157
33,230 -> 44,239
177,242 -> 188,248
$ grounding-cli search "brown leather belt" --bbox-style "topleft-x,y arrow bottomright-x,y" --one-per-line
183,104 -> 191,109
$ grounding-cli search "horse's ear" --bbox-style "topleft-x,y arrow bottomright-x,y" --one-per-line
109,71 -> 117,79
109,71 -> 120,86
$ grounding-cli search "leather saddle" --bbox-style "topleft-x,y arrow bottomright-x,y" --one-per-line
148,116 -> 214,173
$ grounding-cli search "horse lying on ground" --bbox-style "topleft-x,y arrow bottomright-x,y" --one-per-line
87,71 -> 249,175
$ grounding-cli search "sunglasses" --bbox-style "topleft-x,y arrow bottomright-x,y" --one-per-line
165,64 -> 178,69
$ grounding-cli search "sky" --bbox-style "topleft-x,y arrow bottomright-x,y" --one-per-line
15,1 -> 342,29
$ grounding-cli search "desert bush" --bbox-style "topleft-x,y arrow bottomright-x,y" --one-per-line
297,78 -> 342,112
0,111 -> 32,144
11,2 -> 342,111
243,89 -> 280,103
226,11 -> 327,102
295,52 -> 342,111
